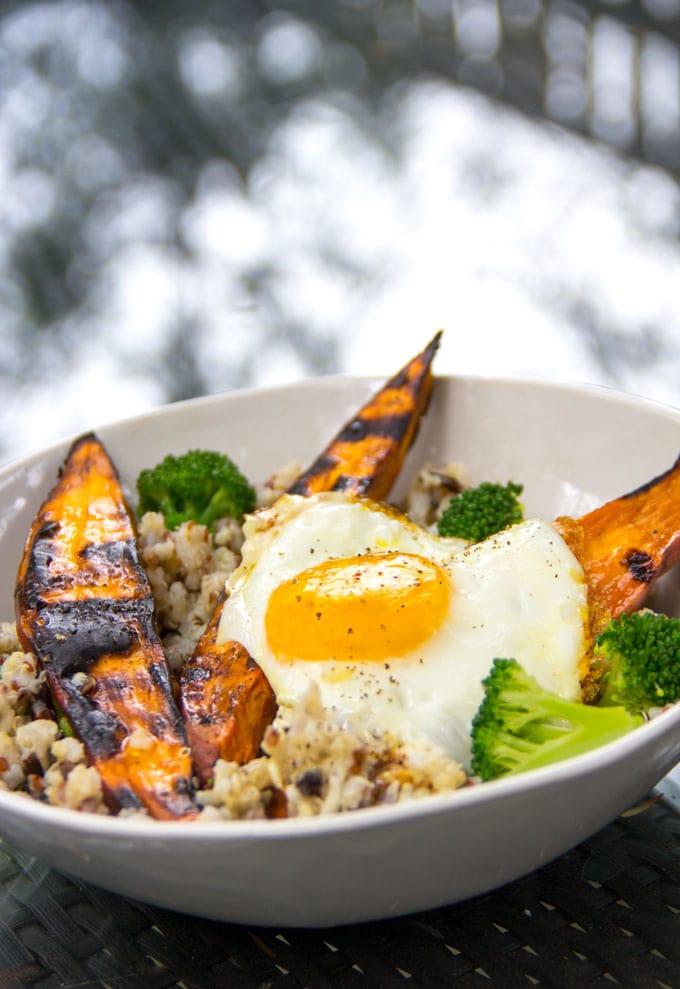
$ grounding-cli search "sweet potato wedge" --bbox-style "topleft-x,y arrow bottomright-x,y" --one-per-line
179,335 -> 444,787
179,592 -> 277,786
287,331 -> 442,501
556,452 -> 680,630
15,433 -> 196,820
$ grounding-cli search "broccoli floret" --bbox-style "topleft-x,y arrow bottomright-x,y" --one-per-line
437,481 -> 524,542
136,449 -> 256,530
471,658 -> 643,781
595,611 -> 680,712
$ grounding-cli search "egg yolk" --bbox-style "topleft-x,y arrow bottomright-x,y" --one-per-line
265,551 -> 450,663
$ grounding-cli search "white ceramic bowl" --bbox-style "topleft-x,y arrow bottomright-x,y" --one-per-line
1,374 -> 680,928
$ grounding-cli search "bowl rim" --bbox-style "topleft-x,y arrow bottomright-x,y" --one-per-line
0,700 -> 677,839
7,369 -> 680,470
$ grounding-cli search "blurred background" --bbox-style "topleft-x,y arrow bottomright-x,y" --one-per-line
1,0 -> 679,463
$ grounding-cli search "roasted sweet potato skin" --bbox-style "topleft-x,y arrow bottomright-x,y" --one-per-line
15,433 -> 196,820
287,331 -> 442,501
179,336 -> 443,788
556,452 -> 680,631
179,593 -> 277,786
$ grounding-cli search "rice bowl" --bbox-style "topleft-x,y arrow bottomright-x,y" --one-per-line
0,375 -> 679,925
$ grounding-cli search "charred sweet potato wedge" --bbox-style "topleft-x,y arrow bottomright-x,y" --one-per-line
15,433 -> 196,820
179,592 -> 277,787
556,452 -> 680,632
179,335 -> 443,787
287,331 -> 442,501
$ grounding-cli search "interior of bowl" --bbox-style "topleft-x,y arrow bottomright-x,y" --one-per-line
4,372 -> 680,623
3,375 -> 680,767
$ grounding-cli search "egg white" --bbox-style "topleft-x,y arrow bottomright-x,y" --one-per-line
218,493 -> 588,768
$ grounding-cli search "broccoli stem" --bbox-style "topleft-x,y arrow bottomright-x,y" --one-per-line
495,697 -> 643,775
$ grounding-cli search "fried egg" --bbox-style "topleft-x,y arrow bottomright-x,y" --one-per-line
217,493 -> 588,767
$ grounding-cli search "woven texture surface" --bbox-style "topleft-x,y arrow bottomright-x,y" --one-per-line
0,800 -> 677,988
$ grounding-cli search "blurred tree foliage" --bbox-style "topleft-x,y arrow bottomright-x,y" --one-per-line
2,2 -> 350,398
2,0 -> 441,459
0,0 -> 678,460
